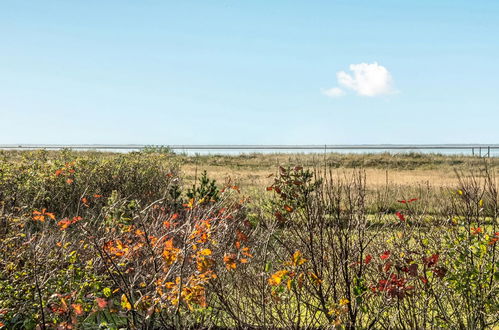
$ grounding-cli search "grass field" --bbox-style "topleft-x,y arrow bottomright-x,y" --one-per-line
0,150 -> 498,329
180,151 -> 498,190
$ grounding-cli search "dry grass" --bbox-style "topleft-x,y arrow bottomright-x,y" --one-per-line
179,152 -> 495,191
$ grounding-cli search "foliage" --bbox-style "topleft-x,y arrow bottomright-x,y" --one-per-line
186,170 -> 219,204
0,151 -> 498,328
141,145 -> 175,155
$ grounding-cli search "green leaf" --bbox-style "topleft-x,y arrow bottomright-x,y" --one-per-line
103,287 -> 111,297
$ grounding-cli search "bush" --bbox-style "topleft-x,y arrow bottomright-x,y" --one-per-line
0,152 -> 498,329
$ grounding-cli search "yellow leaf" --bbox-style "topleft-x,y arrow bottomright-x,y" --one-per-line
199,248 -> 212,256
268,270 -> 289,286
309,272 -> 322,285
291,250 -> 307,267
121,294 -> 132,310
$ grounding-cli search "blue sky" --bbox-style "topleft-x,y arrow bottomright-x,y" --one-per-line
1,0 -> 499,144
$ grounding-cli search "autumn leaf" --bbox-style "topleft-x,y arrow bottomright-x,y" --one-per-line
241,247 -> 253,258
184,198 -> 195,209
96,297 -> 108,309
71,303 -> 83,315
309,272 -> 322,285
339,298 -> 349,306
81,197 -> 89,207
32,209 -> 56,222
274,211 -> 286,223
57,218 -> 72,230
223,254 -> 237,270
162,239 -> 180,266
199,248 -> 212,256
290,250 -> 307,267
398,198 -> 418,204
236,230 -> 248,242
423,254 -> 439,267
364,254 -> 372,264
380,251 -> 391,260
395,212 -> 406,221
471,227 -> 483,235
121,294 -> 132,310
268,270 -> 289,286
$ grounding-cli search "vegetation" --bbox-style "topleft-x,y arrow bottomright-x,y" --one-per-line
0,150 -> 498,329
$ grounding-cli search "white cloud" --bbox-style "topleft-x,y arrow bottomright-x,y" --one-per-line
321,87 -> 345,98
323,62 -> 395,97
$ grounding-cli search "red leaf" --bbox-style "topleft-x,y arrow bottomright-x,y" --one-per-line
398,198 -> 418,203
395,212 -> 406,221
423,254 -> 439,267
364,254 -> 372,264
380,251 -> 391,260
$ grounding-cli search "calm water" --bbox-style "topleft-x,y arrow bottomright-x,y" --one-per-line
1,146 -> 498,157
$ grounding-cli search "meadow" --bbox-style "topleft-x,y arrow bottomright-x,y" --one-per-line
0,149 -> 498,329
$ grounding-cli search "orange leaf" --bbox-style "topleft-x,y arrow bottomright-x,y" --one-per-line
71,303 -> 83,315
223,254 -> 237,270
33,215 -> 45,222
58,219 -> 72,230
